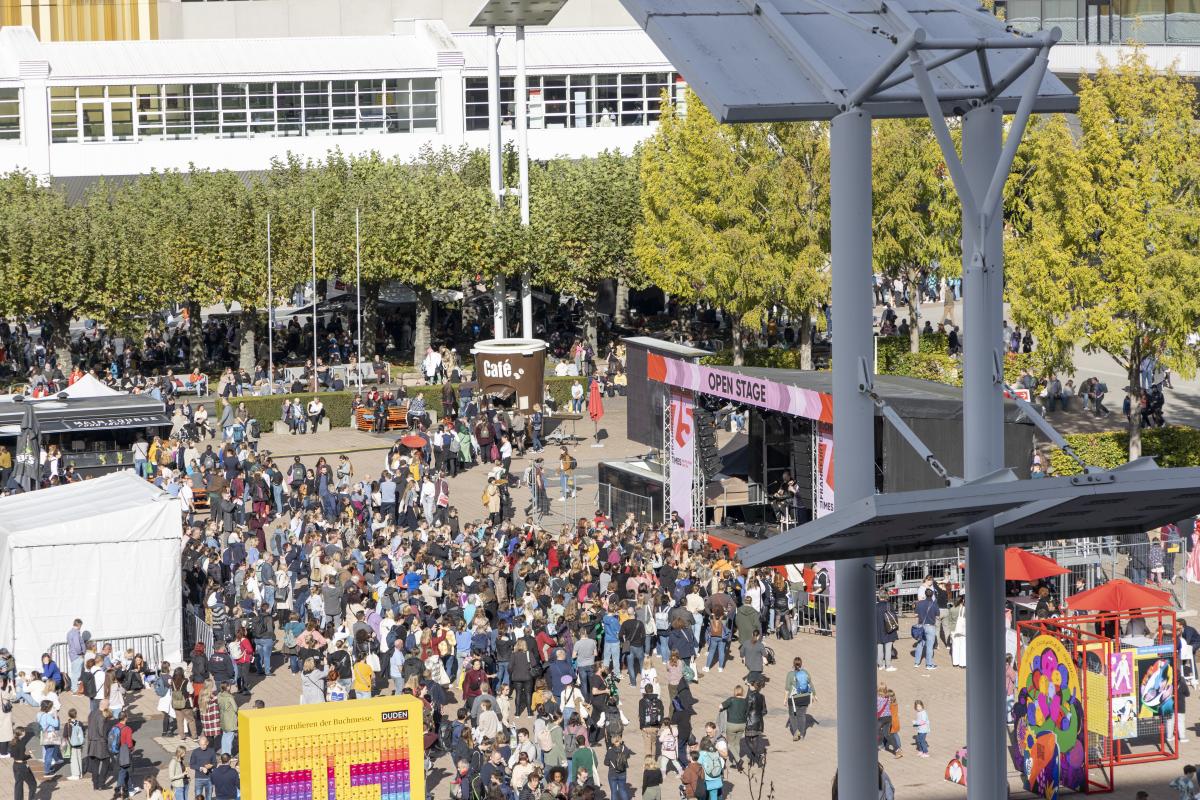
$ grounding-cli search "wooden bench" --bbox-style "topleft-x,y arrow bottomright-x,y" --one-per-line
354,401 -> 410,432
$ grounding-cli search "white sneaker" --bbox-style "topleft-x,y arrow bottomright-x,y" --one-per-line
886,666 -> 897,672
703,666 -> 710,673
718,666 -> 723,673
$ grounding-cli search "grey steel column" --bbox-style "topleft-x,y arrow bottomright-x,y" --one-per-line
962,103 -> 1006,800
830,107 -> 878,800
515,25 -> 534,338
486,25 -> 507,337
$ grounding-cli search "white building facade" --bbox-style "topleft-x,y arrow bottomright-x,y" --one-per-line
0,21 -> 680,178
0,0 -> 1191,181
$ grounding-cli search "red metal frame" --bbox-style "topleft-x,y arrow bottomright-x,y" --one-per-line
1016,607 -> 1178,795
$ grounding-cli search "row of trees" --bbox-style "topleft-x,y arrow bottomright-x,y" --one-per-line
0,145 -> 641,367
1,51 -> 1197,456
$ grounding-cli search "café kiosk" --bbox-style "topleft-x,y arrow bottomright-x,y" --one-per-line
471,338 -> 548,411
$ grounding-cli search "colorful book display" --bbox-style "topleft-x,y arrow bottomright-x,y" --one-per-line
239,696 -> 425,800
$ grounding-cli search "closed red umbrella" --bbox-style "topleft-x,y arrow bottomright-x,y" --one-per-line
1066,579 -> 1173,612
588,378 -> 604,422
587,377 -> 604,446
1004,548 -> 1069,582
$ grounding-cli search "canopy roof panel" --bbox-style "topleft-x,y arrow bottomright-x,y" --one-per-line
993,460 -> 1200,546
619,0 -> 1078,121
471,0 -> 571,27
739,462 -> 1200,564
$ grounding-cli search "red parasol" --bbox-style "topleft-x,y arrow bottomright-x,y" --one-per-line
1066,579 -> 1173,612
587,378 -> 604,422
1004,548 -> 1069,582
400,433 -> 426,449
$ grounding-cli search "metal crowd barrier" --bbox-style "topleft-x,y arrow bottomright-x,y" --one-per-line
47,632 -> 165,674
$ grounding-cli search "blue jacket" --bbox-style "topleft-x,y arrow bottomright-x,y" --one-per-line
602,614 -> 620,644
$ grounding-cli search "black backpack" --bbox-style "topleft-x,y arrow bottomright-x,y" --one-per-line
642,698 -> 663,728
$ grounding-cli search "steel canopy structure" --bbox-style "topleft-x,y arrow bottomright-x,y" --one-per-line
743,461 -> 1200,563
621,0 -> 1076,122
618,1 -> 1077,796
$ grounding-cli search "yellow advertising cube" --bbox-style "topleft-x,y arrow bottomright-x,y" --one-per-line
237,695 -> 426,800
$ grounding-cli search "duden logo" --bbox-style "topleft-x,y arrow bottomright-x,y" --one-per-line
482,359 -> 525,380
381,710 -> 409,723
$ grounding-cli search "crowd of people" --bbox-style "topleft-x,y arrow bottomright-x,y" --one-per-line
172,475 -> 833,800
0,438 -> 845,800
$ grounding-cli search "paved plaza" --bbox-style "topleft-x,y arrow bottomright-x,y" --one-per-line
1,394 -> 1196,800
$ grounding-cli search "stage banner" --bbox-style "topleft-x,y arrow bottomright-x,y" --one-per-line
814,422 -> 836,609
668,390 -> 696,529
238,694 -> 426,800
815,422 -> 834,517
646,352 -> 832,423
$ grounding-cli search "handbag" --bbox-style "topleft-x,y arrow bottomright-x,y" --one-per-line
41,728 -> 62,747
911,625 -> 925,641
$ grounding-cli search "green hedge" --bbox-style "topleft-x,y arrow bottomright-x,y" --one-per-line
700,348 -> 810,369
875,333 -> 950,371
881,352 -> 961,386
1048,426 -> 1200,476
220,391 -> 358,428
220,375 -> 583,429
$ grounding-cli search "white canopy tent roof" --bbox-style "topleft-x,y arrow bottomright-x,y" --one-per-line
56,373 -> 122,399
0,471 -> 182,671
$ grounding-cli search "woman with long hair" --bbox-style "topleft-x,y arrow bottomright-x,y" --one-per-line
10,726 -> 35,800
105,669 -> 125,719
198,681 -> 221,741
170,667 -> 195,739
36,699 -> 64,775
168,745 -> 189,800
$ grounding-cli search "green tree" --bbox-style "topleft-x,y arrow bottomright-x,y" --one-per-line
872,119 -> 961,352
529,149 -> 641,349
636,88 -> 829,366
142,169 -> 260,369
0,173 -> 172,362
1007,51 -> 1200,459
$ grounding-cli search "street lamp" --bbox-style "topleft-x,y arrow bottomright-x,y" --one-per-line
471,0 -> 569,341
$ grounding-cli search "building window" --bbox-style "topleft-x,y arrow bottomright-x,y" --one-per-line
46,77 -> 439,143
465,71 -> 679,131
0,88 -> 21,142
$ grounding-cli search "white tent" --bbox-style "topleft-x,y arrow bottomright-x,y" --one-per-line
57,373 -> 122,399
0,471 -> 182,671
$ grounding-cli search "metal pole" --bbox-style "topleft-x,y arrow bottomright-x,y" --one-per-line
266,211 -> 273,382
311,207 -> 318,392
829,107 -> 878,800
355,207 -> 363,373
487,24 -> 507,339
962,103 -> 1006,800
516,24 -> 533,339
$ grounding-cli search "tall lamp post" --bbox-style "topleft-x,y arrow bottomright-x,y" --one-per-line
470,0 -> 569,340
